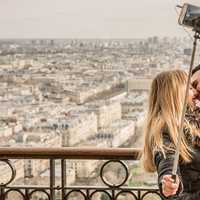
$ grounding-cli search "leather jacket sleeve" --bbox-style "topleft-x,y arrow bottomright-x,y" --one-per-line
154,135 -> 200,200
154,150 -> 183,198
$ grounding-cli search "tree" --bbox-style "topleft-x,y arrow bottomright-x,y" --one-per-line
101,193 -> 110,200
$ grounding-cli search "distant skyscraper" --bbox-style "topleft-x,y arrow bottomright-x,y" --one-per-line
184,48 -> 192,56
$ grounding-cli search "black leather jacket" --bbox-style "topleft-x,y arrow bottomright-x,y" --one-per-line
155,131 -> 200,200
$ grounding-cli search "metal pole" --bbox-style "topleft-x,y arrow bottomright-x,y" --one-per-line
172,32 -> 199,178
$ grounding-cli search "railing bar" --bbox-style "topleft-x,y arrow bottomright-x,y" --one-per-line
0,188 -> 5,200
0,147 -> 141,160
138,190 -> 141,200
112,189 -> 115,200
5,186 -> 51,189
64,186 -> 158,191
86,189 -> 90,200
25,188 -> 29,200
3,186 -> 159,191
61,159 -> 66,200
50,159 -> 56,200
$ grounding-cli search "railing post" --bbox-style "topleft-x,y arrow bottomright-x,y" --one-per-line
50,159 -> 56,200
0,188 -> 5,200
111,189 -> 115,200
86,189 -> 90,200
138,190 -> 141,200
61,159 -> 66,200
25,188 -> 29,200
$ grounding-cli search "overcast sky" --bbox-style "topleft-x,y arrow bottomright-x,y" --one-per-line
0,0 -> 200,39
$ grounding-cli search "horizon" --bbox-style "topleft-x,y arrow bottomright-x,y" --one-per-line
0,36 -> 189,40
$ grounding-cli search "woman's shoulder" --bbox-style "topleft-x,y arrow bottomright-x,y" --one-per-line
162,124 -> 194,147
153,126 -> 175,157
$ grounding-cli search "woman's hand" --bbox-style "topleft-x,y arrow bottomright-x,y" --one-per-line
161,175 -> 180,197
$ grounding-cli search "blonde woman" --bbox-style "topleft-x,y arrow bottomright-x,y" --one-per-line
143,70 -> 200,200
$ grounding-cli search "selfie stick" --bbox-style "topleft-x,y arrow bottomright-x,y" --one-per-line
172,31 -> 199,180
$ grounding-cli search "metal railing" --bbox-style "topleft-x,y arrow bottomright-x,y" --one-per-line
0,147 -> 162,200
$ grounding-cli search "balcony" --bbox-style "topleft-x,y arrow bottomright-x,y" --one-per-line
0,147 -> 162,200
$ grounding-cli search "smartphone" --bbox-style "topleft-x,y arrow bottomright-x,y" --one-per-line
178,3 -> 200,30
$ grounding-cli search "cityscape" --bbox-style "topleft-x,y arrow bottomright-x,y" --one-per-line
0,37 -> 194,199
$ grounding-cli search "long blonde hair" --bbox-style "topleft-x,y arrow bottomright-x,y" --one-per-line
143,70 -> 193,172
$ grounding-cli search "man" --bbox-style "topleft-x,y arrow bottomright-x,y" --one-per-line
191,65 -> 200,92
186,64 -> 200,130
191,64 -> 200,103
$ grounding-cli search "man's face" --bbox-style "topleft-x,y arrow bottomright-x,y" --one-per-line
191,70 -> 200,102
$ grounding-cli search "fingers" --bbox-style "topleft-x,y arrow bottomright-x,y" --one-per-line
163,175 -> 180,185
161,175 -> 180,197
